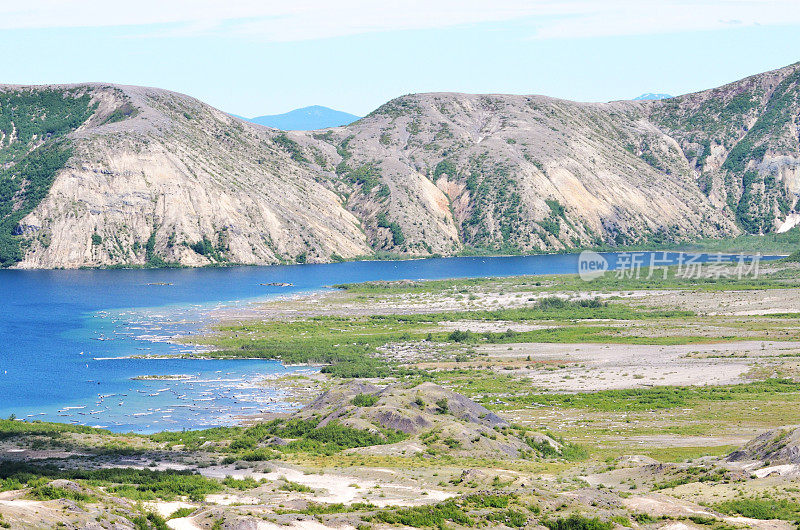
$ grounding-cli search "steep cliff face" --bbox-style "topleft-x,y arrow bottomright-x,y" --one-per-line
2,61 -> 799,269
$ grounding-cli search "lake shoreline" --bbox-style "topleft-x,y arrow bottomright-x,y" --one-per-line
2,252 -> 785,433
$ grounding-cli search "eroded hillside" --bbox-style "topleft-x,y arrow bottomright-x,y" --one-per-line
649,62 -> 800,234
3,84 -> 370,269
301,93 -> 738,254
1,61 -> 799,268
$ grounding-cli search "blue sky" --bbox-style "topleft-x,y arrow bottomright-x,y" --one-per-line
2,1 -> 799,117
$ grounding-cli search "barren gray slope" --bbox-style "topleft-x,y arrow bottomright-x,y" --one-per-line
13,84 -> 370,268
6,61 -> 800,268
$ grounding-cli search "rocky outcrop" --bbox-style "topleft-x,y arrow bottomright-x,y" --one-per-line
727,426 -> 800,465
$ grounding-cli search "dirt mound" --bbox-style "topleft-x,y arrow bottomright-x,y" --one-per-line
727,426 -> 800,465
296,382 -> 565,459
303,381 -> 506,433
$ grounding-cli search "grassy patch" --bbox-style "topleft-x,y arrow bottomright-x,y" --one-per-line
714,497 -> 800,521
0,462 -> 222,502
0,418 -> 110,439
222,476 -> 261,490
228,418 -> 407,456
192,297 -> 698,377
168,507 -> 196,519
279,480 -> 314,493
543,515 -> 614,530
508,379 -> 800,411
334,263 -> 798,295
373,500 -> 473,528
29,484 -> 96,502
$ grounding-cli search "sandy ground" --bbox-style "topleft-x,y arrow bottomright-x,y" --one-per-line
144,500 -> 197,517
0,447 -> 91,461
199,464 -> 454,506
750,463 -> 800,477
210,278 -> 799,327
623,494 -> 794,530
619,434 -> 753,448
214,286 -> 675,322
168,518 -> 203,530
203,282 -> 800,397
0,494 -> 60,528
642,288 -> 800,316
256,521 -> 355,530
437,320 -> 551,332
623,493 -> 717,517
722,517 -> 795,530
473,341 -> 800,391
206,285 -> 800,396
205,492 -> 263,505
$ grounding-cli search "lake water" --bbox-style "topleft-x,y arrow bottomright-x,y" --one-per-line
0,252 -> 779,433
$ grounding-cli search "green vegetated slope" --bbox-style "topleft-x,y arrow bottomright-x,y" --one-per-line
650,62 -> 800,235
0,88 -> 96,265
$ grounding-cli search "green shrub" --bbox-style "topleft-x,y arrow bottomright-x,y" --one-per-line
351,393 -> 379,407
487,509 -> 528,528
376,212 -> 405,246
274,133 -> 308,163
545,199 -> 565,217
279,480 -> 314,492
433,159 -> 457,179
543,514 -> 614,530
168,507 -> 196,520
238,448 -> 280,461
189,237 -> 216,258
375,500 -> 472,529
447,330 -> 474,343
222,476 -> 261,490
104,102 -> 138,124
0,462 -> 221,502
463,493 -> 511,508
131,513 -> 169,530
611,515 -> 632,527
442,437 -> 461,449
227,418 -> 406,456
29,485 -> 95,502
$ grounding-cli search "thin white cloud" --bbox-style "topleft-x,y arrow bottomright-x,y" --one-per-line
1,0 -> 798,41
529,1 -> 800,40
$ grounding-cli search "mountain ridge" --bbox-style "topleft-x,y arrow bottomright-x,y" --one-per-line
1,61 -> 798,268
241,105 -> 360,130
634,93 -> 673,100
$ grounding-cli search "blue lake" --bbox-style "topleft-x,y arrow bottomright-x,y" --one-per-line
0,252 -> 779,433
